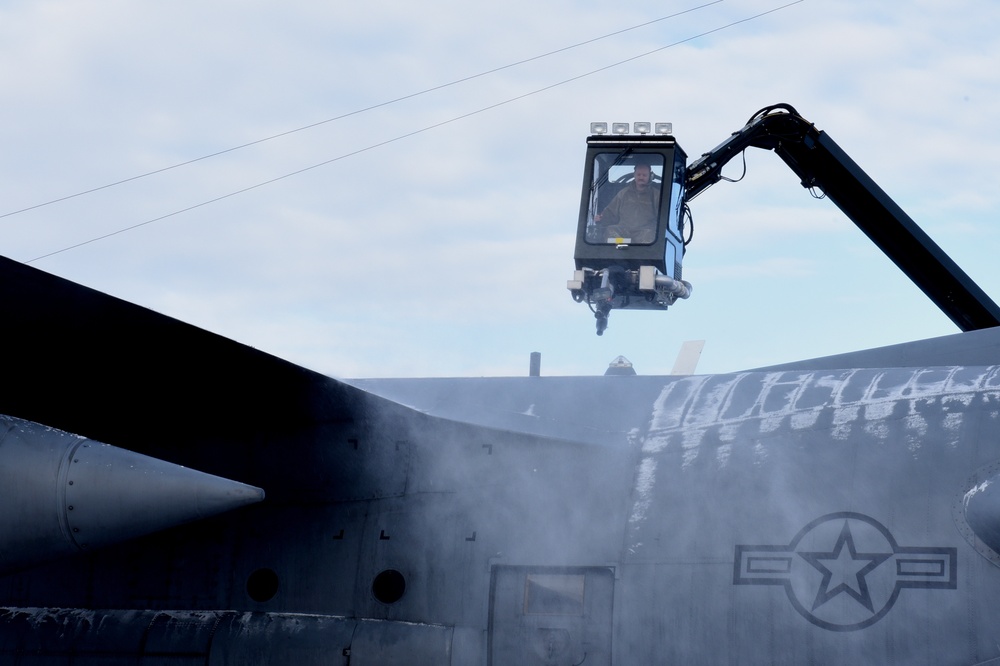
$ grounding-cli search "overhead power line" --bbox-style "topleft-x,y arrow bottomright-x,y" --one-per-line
2,0 -> 722,222
26,0 -> 804,263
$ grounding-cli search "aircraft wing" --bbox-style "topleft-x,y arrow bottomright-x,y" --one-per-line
755,325 -> 1000,372
0,254 -> 364,486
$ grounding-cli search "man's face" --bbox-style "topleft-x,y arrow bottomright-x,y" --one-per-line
634,165 -> 651,190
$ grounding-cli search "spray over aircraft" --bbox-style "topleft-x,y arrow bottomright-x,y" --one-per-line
3,104 -> 1000,664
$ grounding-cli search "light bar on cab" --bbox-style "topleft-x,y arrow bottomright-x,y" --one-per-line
588,122 -> 674,136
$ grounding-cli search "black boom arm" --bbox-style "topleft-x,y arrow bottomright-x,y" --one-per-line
685,103 -> 1000,332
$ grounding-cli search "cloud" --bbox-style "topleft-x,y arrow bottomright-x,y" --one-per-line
1,0 -> 997,377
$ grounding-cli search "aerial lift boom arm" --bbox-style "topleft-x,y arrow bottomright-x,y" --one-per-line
686,103 -> 1000,332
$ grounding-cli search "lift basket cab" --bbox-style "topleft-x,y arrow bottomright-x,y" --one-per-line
568,122 -> 691,334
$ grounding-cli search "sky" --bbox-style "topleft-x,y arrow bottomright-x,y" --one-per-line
2,0 -> 999,379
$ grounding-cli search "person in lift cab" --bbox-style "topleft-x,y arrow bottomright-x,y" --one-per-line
594,163 -> 660,243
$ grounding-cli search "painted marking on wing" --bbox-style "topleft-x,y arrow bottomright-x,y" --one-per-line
626,365 -> 1000,546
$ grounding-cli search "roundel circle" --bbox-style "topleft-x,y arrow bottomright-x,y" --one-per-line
734,512 -> 957,631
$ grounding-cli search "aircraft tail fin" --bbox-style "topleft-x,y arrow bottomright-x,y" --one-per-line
671,340 -> 705,375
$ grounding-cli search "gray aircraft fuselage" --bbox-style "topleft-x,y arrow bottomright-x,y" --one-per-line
2,258 -> 1000,665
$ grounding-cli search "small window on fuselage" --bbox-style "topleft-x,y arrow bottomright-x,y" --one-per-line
523,573 -> 586,615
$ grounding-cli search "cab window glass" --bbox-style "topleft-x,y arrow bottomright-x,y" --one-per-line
585,154 -> 665,245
